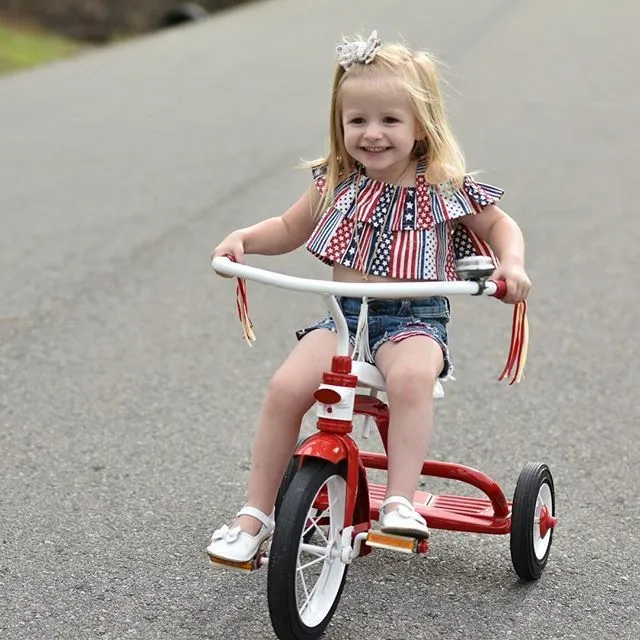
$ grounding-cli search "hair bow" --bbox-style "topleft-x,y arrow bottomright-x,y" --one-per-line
336,30 -> 381,70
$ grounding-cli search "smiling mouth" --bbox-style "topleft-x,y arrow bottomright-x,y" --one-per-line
362,147 -> 390,153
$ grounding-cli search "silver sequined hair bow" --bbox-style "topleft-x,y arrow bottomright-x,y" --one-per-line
336,30 -> 381,70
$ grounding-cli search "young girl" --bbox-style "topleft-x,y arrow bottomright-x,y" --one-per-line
207,31 -> 531,563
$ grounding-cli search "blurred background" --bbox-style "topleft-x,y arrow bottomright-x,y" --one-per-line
0,0 -> 253,74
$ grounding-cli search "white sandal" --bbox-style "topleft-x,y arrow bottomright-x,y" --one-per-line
207,506 -> 275,563
380,495 -> 429,539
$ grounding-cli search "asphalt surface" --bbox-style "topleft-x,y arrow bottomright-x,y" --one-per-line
1,1 -> 638,638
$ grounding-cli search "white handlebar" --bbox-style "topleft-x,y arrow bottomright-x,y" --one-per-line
211,256 -> 502,298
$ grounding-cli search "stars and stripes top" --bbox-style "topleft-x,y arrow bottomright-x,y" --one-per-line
306,160 -> 505,280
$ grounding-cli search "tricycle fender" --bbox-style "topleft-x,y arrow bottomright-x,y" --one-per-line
295,432 -> 349,465
294,432 -> 368,530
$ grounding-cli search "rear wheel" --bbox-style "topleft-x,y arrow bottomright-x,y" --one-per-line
510,462 -> 556,580
267,459 -> 349,640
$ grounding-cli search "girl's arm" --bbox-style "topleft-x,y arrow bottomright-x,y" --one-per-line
241,185 -> 320,255
461,204 -> 525,265
461,205 -> 531,303
212,185 -> 320,265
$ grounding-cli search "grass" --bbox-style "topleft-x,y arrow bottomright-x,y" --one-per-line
0,20 -> 83,76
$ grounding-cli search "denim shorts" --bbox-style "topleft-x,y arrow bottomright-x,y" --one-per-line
295,296 -> 452,380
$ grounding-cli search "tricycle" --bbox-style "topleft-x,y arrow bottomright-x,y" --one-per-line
209,255 -> 556,640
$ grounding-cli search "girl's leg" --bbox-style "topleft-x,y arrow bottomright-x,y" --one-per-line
374,336 -> 443,508
233,328 -> 337,535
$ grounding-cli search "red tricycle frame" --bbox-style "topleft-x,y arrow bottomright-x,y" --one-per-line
210,255 -> 557,640
295,353 -> 515,558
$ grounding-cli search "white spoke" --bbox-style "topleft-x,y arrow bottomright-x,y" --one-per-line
297,555 -> 327,572
298,574 -> 322,616
303,489 -> 343,542
304,512 -> 329,544
299,572 -> 323,615
297,560 -> 310,604
300,543 -> 326,557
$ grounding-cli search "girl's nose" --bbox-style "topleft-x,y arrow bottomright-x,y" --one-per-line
364,125 -> 382,140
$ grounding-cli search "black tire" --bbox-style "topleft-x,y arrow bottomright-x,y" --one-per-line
274,435 -> 310,520
267,459 -> 349,640
510,462 -> 556,580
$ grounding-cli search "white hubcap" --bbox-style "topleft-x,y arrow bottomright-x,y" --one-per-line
532,483 -> 554,559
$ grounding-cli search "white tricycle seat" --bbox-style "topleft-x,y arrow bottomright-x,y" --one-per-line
351,360 -> 444,399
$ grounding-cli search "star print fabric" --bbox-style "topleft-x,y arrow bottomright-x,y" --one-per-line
306,161 -> 504,280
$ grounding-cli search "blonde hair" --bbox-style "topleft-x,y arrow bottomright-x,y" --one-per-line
311,37 -> 466,219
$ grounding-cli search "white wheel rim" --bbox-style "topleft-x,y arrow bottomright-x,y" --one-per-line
295,474 -> 347,627
533,483 -> 553,559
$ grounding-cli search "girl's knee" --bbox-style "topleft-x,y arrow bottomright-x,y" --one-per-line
385,364 -> 439,404
265,365 -> 317,414
264,331 -> 335,414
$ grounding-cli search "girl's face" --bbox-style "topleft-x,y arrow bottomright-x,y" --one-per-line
340,72 -> 420,182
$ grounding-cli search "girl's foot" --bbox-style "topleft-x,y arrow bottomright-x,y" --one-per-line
379,495 -> 429,539
207,505 -> 275,563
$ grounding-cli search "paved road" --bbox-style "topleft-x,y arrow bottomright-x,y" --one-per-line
1,1 -> 638,638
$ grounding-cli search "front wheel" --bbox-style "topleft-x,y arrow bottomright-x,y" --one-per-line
274,435 -> 310,520
510,462 -> 556,580
267,459 -> 349,640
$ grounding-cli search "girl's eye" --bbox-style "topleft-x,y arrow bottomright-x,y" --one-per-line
383,116 -> 400,124
349,117 -> 366,125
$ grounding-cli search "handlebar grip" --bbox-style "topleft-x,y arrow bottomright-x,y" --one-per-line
491,279 -> 507,299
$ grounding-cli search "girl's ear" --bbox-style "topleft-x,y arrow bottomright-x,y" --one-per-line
414,118 -> 427,138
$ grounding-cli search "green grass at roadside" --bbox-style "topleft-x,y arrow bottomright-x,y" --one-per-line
0,21 -> 83,75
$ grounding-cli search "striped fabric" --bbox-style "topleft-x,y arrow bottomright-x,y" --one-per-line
306,162 -> 504,280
